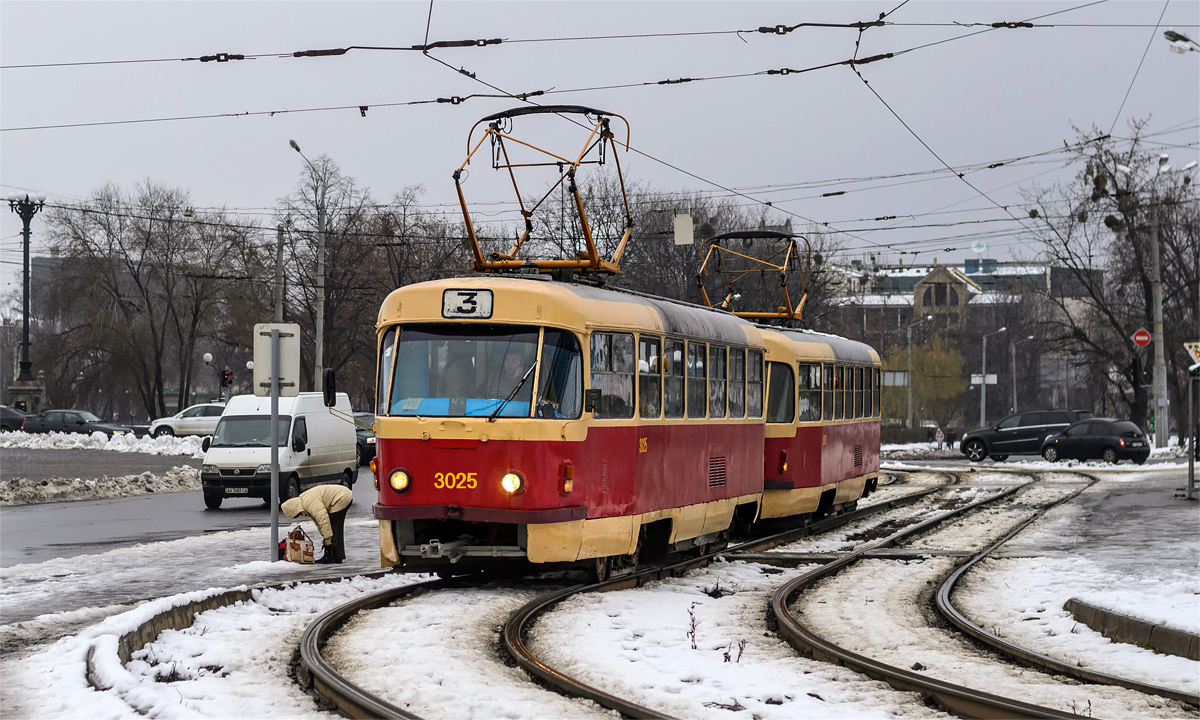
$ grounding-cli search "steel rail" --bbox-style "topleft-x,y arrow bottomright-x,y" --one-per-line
770,481 -> 1100,720
298,578 -> 445,720
499,471 -> 957,718
934,474 -> 1200,708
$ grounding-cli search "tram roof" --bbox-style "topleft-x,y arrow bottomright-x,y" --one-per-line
379,275 -> 764,347
758,325 -> 879,364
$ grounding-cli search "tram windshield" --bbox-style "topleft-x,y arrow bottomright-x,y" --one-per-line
385,324 -> 582,419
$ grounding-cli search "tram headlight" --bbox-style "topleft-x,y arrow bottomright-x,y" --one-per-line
500,471 -> 525,495
389,468 -> 411,493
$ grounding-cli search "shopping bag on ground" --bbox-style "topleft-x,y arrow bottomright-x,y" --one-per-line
285,525 -> 315,563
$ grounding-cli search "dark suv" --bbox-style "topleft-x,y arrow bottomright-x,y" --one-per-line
1040,419 -> 1149,464
960,409 -> 1093,462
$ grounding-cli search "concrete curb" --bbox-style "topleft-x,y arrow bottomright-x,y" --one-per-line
1065,597 -> 1199,661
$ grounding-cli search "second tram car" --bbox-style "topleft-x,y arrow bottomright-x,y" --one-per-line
367,275 -> 880,577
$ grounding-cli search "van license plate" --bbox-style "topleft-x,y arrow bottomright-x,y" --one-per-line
226,487 -> 248,494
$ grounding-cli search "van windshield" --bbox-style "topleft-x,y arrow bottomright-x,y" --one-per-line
385,324 -> 581,419
211,415 -> 291,447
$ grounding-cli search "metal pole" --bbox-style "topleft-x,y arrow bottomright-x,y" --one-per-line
1011,341 -> 1018,413
6,195 -> 44,382
270,329 -> 281,561
980,334 -> 988,427
1188,373 -> 1194,501
1150,194 -> 1168,448
907,325 -> 914,429
274,224 -> 286,323
314,189 -> 326,393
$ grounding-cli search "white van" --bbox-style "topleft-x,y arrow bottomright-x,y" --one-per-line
200,392 -> 357,509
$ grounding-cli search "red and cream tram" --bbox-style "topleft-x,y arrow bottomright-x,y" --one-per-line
367,275 -> 880,577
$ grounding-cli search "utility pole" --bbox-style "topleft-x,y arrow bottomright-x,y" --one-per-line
981,327 -> 1007,427
290,140 -> 328,393
906,314 -> 932,429
1150,192 -> 1168,448
274,224 -> 286,322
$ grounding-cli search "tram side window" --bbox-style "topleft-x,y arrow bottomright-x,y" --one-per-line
377,327 -> 397,415
834,365 -> 844,420
855,366 -> 864,418
664,339 -> 685,418
747,349 -> 764,418
537,329 -> 582,419
591,332 -> 635,419
708,345 -> 727,418
728,348 -> 746,418
639,335 -> 662,419
873,367 -> 881,417
797,363 -> 822,421
766,362 -> 795,423
822,364 -> 833,421
687,341 -> 707,418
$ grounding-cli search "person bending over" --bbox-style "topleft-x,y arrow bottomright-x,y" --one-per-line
281,484 -> 352,564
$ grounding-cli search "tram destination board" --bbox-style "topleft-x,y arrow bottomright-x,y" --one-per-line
443,289 -> 493,319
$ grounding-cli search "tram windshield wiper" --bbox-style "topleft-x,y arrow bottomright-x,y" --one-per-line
488,362 -> 537,423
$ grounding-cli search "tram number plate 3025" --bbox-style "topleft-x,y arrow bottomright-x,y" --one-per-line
442,289 -> 493,319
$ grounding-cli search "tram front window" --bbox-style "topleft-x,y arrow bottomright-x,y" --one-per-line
387,324 -> 581,418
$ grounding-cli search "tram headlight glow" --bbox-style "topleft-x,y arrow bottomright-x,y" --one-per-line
500,471 -> 525,495
389,468 -> 411,493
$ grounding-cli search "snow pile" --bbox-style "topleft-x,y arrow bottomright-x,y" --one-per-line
0,430 -> 203,457
881,443 -> 962,460
0,466 -> 200,506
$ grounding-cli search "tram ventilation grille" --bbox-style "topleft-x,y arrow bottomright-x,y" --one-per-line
708,456 -> 727,487
853,445 -> 863,467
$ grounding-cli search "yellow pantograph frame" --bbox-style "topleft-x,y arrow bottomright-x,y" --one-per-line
696,230 -> 812,321
453,105 -> 632,275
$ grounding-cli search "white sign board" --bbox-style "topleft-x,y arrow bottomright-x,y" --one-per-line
1185,341 -> 1200,364
442,288 -> 493,319
252,323 -> 301,397
970,374 -> 998,385
883,371 -> 909,387
673,213 -> 694,246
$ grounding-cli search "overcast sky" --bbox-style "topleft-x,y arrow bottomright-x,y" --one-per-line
2,0 -> 1197,300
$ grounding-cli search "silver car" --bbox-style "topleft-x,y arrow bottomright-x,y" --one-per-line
150,403 -> 226,437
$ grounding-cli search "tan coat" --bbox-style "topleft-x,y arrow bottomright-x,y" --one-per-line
281,484 -> 352,541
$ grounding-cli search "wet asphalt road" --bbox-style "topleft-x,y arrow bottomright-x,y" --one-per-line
1,447 -> 202,483
0,448 -> 371,567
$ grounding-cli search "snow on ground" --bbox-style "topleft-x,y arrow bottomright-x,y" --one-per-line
955,555 -> 1199,694
531,560 -> 948,720
795,558 -> 1194,718
882,439 -> 1191,462
5,574 -> 425,719
328,583 -> 617,720
0,466 -> 200,506
0,430 -> 203,457
0,516 -> 385,625
907,484 -> 1082,552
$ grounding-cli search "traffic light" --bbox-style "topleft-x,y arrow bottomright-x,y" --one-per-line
1129,357 -> 1143,387
1149,413 -> 1155,433
222,370 -> 233,387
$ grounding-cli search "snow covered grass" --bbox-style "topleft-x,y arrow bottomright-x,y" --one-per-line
0,430 -> 203,457
907,485 -> 1081,552
530,560 -> 947,719
0,466 -> 200,506
955,556 -> 1199,694
5,575 -> 426,719
328,583 -> 616,720
881,443 -> 961,461
796,559 -> 1193,718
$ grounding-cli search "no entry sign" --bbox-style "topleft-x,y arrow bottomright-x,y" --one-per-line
1132,328 -> 1152,347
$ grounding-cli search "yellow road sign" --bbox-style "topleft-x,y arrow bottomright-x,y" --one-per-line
1186,341 -> 1200,364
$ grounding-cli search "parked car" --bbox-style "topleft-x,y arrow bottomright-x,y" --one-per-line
354,412 -> 376,466
960,409 -> 1093,462
149,402 -> 225,438
1040,418 -> 1150,464
20,409 -> 133,437
0,405 -> 27,432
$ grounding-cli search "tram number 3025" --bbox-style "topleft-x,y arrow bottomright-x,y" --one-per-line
434,472 -> 478,489
442,289 -> 494,319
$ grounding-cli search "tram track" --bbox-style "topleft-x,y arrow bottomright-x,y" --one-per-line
772,471 -> 1199,719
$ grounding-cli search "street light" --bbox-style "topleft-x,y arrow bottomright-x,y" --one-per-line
290,140 -> 328,393
981,326 -> 1007,427
202,352 -> 218,402
6,193 -> 47,402
1011,335 -> 1035,413
906,313 -> 933,429
1164,28 -> 1200,53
